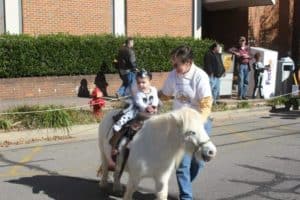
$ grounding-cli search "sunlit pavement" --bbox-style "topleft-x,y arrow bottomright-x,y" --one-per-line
0,110 -> 299,200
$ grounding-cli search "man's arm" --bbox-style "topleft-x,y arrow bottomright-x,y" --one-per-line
159,71 -> 175,101
128,49 -> 137,70
158,90 -> 173,101
204,52 -> 213,76
198,96 -> 213,122
228,47 -> 240,56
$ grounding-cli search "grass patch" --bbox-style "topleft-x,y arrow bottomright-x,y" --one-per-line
266,96 -> 289,107
236,101 -> 251,109
0,119 -> 12,131
0,105 -> 98,132
212,102 -> 229,112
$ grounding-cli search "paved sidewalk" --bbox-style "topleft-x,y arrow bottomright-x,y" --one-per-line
0,95 -> 271,147
0,96 -> 91,111
0,105 -> 271,149
0,95 -> 267,111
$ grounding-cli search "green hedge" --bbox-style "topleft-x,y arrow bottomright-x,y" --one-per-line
0,34 -> 214,78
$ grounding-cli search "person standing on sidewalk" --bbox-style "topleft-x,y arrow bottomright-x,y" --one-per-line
252,52 -> 265,99
204,42 -> 225,104
159,45 -> 213,200
229,36 -> 251,100
116,37 -> 138,97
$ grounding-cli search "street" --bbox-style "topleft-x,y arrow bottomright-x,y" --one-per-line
0,110 -> 299,200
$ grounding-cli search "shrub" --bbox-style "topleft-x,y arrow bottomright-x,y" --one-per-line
0,34 -> 214,78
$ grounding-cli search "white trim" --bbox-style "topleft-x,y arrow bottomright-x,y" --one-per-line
193,0 -> 202,39
0,0 -> 4,33
4,0 -> 22,34
113,0 -> 125,36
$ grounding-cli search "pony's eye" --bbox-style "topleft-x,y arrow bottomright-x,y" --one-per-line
187,131 -> 196,135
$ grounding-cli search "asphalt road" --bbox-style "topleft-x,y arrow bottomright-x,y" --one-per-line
0,110 -> 299,200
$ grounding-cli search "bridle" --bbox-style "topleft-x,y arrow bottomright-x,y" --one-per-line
185,131 -> 211,154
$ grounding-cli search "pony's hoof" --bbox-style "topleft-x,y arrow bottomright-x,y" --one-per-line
113,185 -> 124,197
99,180 -> 108,188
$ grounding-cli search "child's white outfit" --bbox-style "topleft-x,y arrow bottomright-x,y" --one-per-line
113,86 -> 159,132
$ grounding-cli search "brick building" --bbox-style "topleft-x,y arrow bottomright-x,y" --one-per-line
1,0 -> 300,100
0,1 -> 299,60
203,0 -> 300,64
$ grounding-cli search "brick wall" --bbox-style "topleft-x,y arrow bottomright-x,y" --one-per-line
127,0 -> 192,37
22,0 -> 112,35
0,73 -> 168,100
248,0 -> 295,57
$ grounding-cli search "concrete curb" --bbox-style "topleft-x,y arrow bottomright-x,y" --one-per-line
0,106 -> 271,147
212,106 -> 271,121
0,124 -> 99,146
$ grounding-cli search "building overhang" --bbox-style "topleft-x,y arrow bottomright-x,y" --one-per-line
203,0 -> 276,11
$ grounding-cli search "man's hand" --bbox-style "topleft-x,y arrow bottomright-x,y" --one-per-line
146,106 -> 156,114
234,52 -> 240,57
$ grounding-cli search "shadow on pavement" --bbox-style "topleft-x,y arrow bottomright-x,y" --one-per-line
269,110 -> 300,119
217,131 -> 300,147
0,154 -> 58,175
217,162 -> 300,200
214,122 -> 299,137
7,175 -> 178,200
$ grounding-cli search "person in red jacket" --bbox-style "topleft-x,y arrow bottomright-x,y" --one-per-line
89,86 -> 105,118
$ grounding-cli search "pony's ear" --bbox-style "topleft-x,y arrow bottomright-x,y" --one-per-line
170,112 -> 183,131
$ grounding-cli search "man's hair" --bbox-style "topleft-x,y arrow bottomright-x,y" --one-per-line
170,45 -> 194,63
209,42 -> 218,51
125,37 -> 134,46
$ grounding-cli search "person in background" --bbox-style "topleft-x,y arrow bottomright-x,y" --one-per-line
297,65 -> 300,84
94,72 -> 108,97
77,79 -> 90,98
204,42 -> 225,104
159,45 -> 213,200
116,37 -> 138,97
229,36 -> 251,100
252,52 -> 265,99
89,84 -> 105,118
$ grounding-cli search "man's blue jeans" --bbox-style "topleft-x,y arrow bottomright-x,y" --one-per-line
117,72 -> 135,96
176,119 -> 212,200
209,76 -> 220,104
238,64 -> 249,98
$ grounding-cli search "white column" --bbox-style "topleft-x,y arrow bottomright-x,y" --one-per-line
193,0 -> 202,39
4,0 -> 22,34
0,0 -> 4,33
113,0 -> 125,36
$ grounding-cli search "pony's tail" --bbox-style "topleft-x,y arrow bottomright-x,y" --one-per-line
96,164 -> 104,177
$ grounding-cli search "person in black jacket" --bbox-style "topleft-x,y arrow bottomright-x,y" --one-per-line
116,37 -> 138,97
203,43 -> 225,104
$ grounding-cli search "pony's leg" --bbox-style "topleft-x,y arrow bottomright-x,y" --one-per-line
123,175 -> 139,200
102,133 -> 116,168
113,137 -> 129,193
154,171 -> 171,200
113,149 -> 124,193
98,152 -> 109,188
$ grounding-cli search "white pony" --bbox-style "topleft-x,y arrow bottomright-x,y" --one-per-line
98,107 -> 217,200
